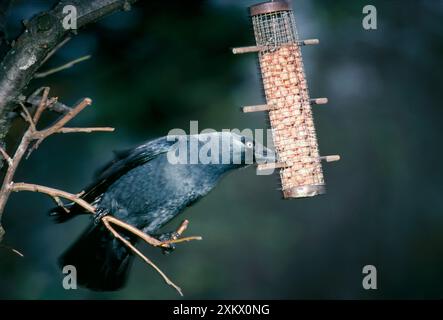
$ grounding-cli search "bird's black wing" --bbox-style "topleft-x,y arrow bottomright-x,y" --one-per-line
84,136 -> 178,203
51,136 -> 179,222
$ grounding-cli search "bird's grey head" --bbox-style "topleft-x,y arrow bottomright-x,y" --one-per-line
167,131 -> 275,169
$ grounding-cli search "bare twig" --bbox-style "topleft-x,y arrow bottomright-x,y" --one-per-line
11,183 -> 96,213
0,129 -> 34,220
101,215 -> 162,246
76,190 -> 85,198
27,98 -> 93,156
34,55 -> 91,78
27,89 -> 72,114
161,235 -> 203,247
102,216 -> 183,296
176,219 -> 190,235
39,98 -> 92,134
51,195 -> 69,213
32,87 -> 49,124
19,102 -> 36,130
101,216 -> 202,248
57,127 -> 115,134
0,243 -> 24,258
159,219 -> 203,247
39,36 -> 71,66
0,146 -> 12,166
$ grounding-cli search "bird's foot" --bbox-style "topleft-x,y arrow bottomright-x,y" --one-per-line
92,209 -> 108,225
153,231 -> 180,255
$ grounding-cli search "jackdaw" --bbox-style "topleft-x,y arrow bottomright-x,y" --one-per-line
52,132 -> 274,291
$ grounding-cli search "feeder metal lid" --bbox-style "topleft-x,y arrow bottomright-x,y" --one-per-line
249,1 -> 291,16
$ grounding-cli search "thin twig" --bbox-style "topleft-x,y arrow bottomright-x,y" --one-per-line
19,102 -> 35,131
51,196 -> 69,213
11,183 -> 96,213
102,216 -> 183,296
32,87 -> 49,124
0,146 -> 12,166
27,93 -> 72,114
76,190 -> 85,197
57,127 -> 115,134
28,98 -> 93,156
101,215 -> 162,247
34,55 -> 91,78
0,130 -> 34,217
0,244 -> 24,258
161,235 -> 203,247
27,87 -> 47,104
100,216 -> 201,248
159,219 -> 202,247
40,36 -> 71,66
176,219 -> 190,235
40,98 -> 92,134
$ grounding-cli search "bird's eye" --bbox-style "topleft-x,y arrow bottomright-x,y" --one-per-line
245,141 -> 254,149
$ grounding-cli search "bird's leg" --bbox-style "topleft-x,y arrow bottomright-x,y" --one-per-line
151,231 -> 180,255
93,208 -> 108,225
152,219 -> 202,254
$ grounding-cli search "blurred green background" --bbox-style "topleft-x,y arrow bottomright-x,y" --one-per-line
0,0 -> 442,299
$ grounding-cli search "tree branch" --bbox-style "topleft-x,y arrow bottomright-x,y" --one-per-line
57,127 -> 115,134
0,0 -> 138,156
27,93 -> 72,114
32,87 -> 50,124
34,55 -> 91,78
11,182 -> 96,213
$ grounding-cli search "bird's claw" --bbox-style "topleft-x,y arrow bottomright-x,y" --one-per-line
155,231 -> 180,255
92,210 -> 108,225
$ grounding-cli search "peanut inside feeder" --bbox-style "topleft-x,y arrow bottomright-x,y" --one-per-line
233,1 -> 339,199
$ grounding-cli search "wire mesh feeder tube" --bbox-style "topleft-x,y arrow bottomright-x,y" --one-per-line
251,1 -> 325,198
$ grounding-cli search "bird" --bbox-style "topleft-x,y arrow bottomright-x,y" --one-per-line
51,131 -> 274,291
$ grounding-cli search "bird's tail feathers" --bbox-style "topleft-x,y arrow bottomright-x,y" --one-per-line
59,224 -> 133,291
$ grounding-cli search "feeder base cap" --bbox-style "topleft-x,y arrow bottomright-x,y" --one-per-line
283,184 -> 326,199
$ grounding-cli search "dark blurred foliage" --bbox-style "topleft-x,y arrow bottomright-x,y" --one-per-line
0,0 -> 442,299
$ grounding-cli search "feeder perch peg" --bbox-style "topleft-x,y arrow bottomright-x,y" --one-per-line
242,104 -> 271,113
297,38 -> 319,46
310,98 -> 328,105
320,155 -> 341,163
232,45 -> 265,54
232,39 -> 318,54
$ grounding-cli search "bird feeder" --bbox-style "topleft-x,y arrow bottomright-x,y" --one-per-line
232,0 -> 339,198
